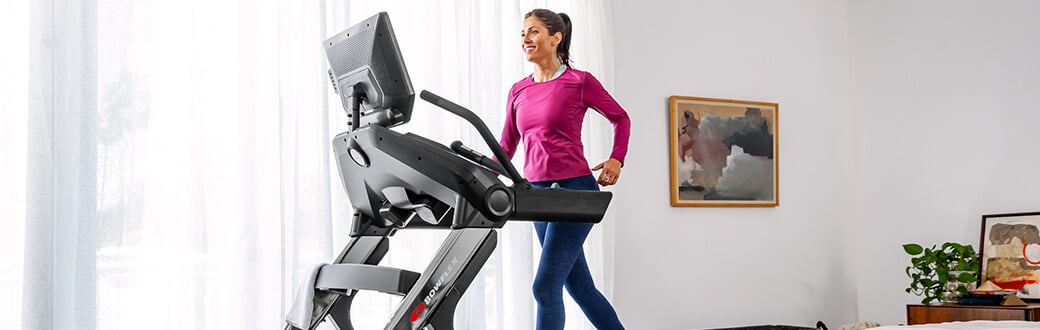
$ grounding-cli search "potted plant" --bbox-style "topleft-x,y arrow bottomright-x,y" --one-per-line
903,242 -> 980,305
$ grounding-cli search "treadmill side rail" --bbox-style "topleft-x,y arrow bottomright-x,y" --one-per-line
386,229 -> 498,330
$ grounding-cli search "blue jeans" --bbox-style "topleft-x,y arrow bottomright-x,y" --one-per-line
530,175 -> 624,330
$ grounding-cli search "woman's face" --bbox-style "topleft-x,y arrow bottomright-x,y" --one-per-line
521,16 -> 560,63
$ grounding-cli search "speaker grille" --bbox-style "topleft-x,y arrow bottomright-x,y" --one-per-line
327,24 -> 374,78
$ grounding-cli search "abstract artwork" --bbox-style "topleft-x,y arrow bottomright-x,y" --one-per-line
980,212 -> 1040,299
668,96 -> 778,207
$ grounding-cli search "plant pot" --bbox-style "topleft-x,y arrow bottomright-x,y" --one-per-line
940,271 -> 977,304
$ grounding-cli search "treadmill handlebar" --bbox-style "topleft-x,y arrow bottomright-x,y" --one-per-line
450,141 -> 508,176
420,90 -> 525,183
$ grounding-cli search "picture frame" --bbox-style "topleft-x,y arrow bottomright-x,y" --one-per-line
979,211 -> 1040,299
668,96 -> 778,207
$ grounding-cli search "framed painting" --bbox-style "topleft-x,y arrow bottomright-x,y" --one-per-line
979,212 -> 1040,299
668,96 -> 778,207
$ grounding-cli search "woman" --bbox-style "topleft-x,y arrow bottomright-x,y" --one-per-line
498,8 -> 630,330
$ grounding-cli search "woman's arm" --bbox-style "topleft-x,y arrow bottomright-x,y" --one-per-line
497,89 -> 521,161
582,72 -> 630,186
581,72 -> 631,165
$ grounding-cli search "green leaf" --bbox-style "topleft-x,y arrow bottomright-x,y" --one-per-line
958,272 -> 977,283
904,244 -> 924,255
957,285 -> 970,295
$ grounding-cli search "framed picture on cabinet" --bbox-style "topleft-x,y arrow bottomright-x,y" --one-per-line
979,211 -> 1040,299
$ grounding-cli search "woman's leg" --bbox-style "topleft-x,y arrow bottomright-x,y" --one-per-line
530,175 -> 624,330
532,220 -> 594,329
562,248 -> 624,329
555,175 -> 624,329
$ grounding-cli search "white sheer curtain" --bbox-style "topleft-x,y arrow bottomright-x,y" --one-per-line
0,0 -> 30,326
0,0 -> 616,329
7,0 -> 334,328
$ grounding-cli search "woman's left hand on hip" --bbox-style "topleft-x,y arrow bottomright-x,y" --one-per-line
592,158 -> 622,186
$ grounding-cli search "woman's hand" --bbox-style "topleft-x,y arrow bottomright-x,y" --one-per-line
592,158 -> 623,186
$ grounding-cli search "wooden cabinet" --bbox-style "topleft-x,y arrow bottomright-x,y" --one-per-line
907,304 -> 1040,324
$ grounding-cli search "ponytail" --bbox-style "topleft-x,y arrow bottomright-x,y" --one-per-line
557,13 -> 572,66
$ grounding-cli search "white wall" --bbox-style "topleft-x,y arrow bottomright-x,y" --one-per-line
848,0 -> 1040,325
607,0 -> 1040,328
608,1 -> 857,328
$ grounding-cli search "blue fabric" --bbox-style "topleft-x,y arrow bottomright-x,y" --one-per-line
550,64 -> 567,80
530,174 -> 624,330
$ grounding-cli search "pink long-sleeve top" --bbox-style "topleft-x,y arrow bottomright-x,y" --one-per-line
498,67 -> 631,182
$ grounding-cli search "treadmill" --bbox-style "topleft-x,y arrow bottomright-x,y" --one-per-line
284,12 -> 612,330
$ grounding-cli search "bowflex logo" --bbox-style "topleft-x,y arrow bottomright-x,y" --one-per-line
409,256 -> 461,324
409,303 -> 425,323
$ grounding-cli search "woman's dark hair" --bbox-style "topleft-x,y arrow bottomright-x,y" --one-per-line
525,9 -> 572,66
